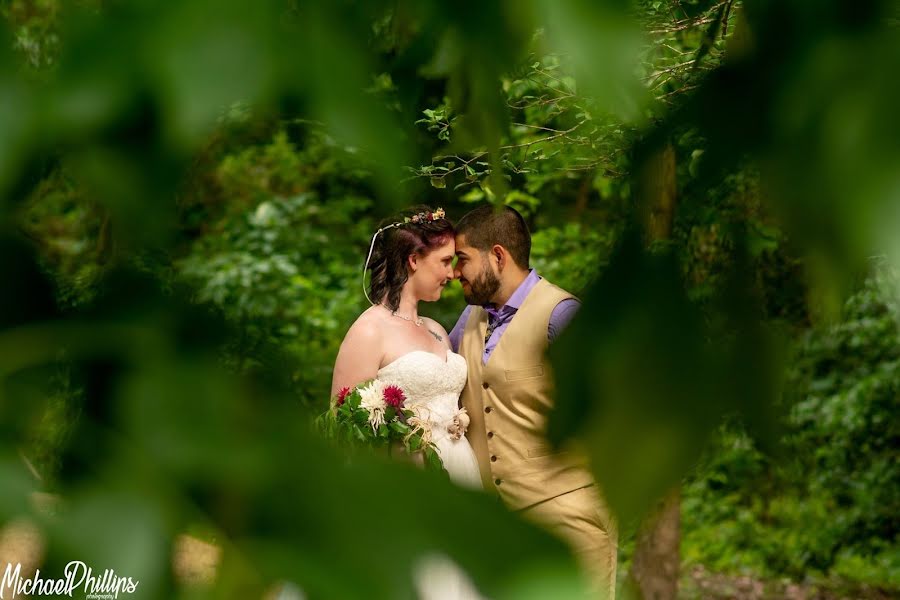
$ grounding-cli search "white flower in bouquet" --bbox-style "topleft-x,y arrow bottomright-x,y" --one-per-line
358,379 -> 387,431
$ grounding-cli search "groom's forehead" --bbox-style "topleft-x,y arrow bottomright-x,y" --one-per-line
455,233 -> 479,250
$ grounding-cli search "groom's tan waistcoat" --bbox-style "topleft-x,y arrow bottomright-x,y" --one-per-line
459,278 -> 594,510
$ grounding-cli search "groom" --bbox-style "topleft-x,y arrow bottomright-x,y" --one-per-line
449,204 -> 617,599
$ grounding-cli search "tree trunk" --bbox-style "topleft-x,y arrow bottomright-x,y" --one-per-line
575,173 -> 592,216
637,143 -> 677,243
629,142 -> 680,600
629,489 -> 681,600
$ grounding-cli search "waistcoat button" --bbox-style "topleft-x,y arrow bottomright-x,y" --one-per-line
490,455 -> 497,462
484,406 -> 492,413
482,382 -> 489,389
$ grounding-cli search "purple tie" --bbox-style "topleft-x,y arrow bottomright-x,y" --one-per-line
484,306 -> 501,344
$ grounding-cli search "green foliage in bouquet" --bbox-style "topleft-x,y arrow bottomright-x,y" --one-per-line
317,380 -> 445,474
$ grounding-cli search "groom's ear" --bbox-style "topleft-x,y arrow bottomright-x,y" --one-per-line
491,245 -> 505,271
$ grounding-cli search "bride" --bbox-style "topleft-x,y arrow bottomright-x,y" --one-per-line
331,205 -> 482,489
330,206 -> 484,600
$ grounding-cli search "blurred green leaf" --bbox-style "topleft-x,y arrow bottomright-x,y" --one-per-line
550,229 -> 783,523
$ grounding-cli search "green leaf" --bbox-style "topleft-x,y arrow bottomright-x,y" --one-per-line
460,188 -> 485,203
352,409 -> 368,426
390,421 -> 410,435
352,424 -> 368,442
549,229 -> 783,523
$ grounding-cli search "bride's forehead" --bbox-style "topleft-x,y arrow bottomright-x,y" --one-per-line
430,236 -> 455,252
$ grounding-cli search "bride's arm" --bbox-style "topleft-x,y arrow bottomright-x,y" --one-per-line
330,319 -> 383,397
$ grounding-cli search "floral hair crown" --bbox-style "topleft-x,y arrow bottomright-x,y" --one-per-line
404,208 -> 446,224
361,207 -> 447,305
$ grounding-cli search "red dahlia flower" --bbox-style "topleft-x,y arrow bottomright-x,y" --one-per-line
336,386 -> 351,406
382,385 -> 406,409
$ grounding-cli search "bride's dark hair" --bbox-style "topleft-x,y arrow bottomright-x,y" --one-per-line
366,205 -> 454,311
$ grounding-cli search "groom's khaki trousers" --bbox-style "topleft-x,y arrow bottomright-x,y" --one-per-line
520,485 -> 618,600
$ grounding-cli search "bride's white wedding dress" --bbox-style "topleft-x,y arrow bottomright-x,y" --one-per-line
377,349 -> 482,490
376,349 -> 485,600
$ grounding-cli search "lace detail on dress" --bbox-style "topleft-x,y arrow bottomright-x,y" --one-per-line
377,350 -> 468,439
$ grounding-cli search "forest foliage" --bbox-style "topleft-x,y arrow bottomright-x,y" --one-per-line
1,0 -> 898,596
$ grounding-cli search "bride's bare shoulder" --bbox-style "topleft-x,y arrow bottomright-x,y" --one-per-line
342,306 -> 388,346
332,307 -> 389,394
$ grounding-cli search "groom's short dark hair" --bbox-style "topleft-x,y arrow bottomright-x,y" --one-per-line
456,204 -> 531,269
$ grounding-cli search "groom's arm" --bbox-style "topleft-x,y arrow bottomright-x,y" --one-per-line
448,298 -> 578,351
448,305 -> 473,353
548,298 -> 580,343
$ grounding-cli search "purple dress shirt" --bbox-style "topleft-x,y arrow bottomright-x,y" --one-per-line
448,270 -> 580,364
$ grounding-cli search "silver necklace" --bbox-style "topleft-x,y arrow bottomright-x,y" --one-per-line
384,305 -> 423,326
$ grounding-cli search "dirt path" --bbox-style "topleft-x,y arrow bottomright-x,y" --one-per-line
681,565 -> 899,600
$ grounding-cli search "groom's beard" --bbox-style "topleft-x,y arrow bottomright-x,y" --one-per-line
462,264 -> 501,306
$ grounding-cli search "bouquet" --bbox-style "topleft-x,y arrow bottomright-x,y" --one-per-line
317,379 -> 445,473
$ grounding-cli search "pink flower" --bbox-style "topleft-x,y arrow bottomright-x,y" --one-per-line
382,385 -> 406,409
336,387 -> 351,406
